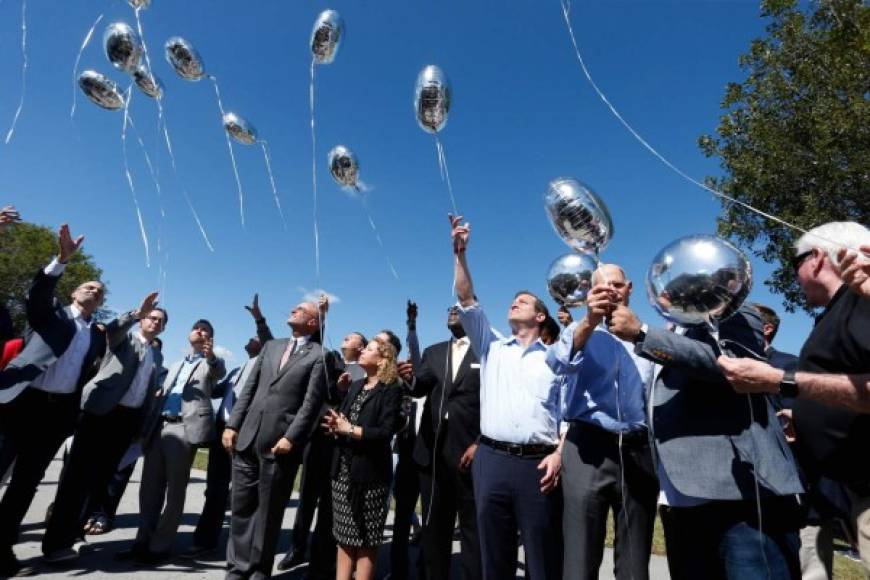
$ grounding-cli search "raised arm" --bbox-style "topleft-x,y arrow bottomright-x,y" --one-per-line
245,293 -> 274,343
450,214 -> 475,307
406,300 -> 422,369
26,224 -> 84,328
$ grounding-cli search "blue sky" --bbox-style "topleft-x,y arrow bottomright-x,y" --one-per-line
0,0 -> 816,364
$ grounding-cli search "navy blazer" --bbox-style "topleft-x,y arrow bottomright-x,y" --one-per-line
0,267 -> 105,402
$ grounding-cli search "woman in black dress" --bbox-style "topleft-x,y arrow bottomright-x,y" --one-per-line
323,336 -> 403,580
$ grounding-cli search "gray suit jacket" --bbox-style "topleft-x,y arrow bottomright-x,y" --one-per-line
227,337 -> 326,457
639,306 -> 803,501
80,310 -> 164,418
148,354 -> 226,447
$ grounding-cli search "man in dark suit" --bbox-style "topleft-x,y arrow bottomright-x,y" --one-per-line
222,300 -> 327,579
42,295 -> 167,562
403,305 -> 482,580
608,303 -> 804,578
0,224 -> 106,577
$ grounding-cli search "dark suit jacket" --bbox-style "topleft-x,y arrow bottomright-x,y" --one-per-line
410,339 -> 480,468
227,337 -> 326,457
330,379 -> 403,485
0,267 -> 105,402
639,306 -> 803,501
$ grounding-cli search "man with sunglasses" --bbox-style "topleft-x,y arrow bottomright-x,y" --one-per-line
42,295 -> 168,562
718,221 -> 870,574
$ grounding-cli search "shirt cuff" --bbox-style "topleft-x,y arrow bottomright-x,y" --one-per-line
43,257 -> 66,277
456,301 -> 480,313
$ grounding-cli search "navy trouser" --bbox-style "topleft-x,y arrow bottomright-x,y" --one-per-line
472,442 -> 563,580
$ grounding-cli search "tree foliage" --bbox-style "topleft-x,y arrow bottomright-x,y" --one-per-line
0,222 -> 107,335
699,0 -> 869,312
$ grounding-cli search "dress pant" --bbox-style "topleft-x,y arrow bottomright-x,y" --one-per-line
472,442 -> 563,580
84,460 -> 137,520
418,441 -> 482,580
660,498 -> 802,580
391,431 -> 421,580
561,421 -> 659,580
0,388 -> 79,551
192,420 -> 233,549
227,445 -> 303,580
298,432 -> 337,580
289,427 -> 332,555
135,420 -> 196,554
42,406 -> 140,553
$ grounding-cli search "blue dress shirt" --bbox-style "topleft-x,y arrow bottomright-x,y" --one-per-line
162,354 -> 203,417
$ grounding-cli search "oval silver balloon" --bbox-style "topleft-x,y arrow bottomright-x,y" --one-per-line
164,36 -> 205,81
547,252 -> 599,308
414,65 -> 451,134
103,22 -> 142,73
78,70 -> 125,111
127,0 -> 150,9
646,234 -> 752,329
132,64 -> 163,99
544,177 -> 614,255
328,145 -> 359,189
223,112 -> 258,146
310,10 -> 344,65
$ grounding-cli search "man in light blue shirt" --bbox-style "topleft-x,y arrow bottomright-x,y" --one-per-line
450,214 -> 570,580
556,263 -> 659,580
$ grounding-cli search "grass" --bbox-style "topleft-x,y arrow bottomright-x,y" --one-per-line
195,449 -> 867,578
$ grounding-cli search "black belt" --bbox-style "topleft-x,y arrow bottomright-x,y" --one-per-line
480,435 -> 556,458
161,414 -> 183,423
570,421 -> 649,445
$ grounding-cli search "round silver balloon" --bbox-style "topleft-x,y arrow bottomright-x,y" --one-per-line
78,70 -> 125,111
646,234 -> 752,329
103,22 -> 142,73
544,177 -> 614,255
328,145 -> 359,189
223,112 -> 258,146
132,64 -> 163,99
164,37 -> 205,81
310,10 -> 344,65
127,0 -> 150,9
414,65 -> 451,134
547,252 -> 599,307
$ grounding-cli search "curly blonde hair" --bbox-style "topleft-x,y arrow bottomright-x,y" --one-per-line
371,336 -> 399,384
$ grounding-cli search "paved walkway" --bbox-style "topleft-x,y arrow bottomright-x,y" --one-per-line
7,454 -> 670,579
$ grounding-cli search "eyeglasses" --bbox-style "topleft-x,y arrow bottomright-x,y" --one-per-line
790,250 -> 813,273
447,307 -> 461,314
144,315 -> 164,323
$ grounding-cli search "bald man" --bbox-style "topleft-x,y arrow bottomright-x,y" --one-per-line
555,264 -> 659,580
222,301 -> 328,580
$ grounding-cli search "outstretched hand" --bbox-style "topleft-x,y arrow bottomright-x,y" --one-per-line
406,299 -> 418,323
58,224 -> 85,263
449,214 -> 470,254
245,293 -> 263,320
136,292 -> 160,319
837,245 -> 870,299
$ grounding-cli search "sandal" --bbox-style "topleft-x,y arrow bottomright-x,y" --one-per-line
82,515 -> 97,534
86,514 -> 111,535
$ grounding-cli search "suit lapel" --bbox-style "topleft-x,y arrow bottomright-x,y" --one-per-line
272,341 -> 313,384
451,343 -> 472,389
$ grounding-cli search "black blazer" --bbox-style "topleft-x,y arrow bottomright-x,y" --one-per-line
0,267 -> 105,400
330,379 -> 403,485
410,339 -> 480,468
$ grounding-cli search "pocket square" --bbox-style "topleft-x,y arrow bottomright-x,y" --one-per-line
470,363 -> 481,369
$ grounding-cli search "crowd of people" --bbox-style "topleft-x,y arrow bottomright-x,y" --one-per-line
0,205 -> 869,580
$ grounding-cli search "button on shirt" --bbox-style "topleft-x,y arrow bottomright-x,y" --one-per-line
458,302 -> 570,445
162,354 -> 203,417
32,259 -> 93,395
557,323 -> 654,433
118,331 -> 155,409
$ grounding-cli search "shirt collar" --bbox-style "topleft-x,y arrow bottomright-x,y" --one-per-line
69,304 -> 92,326
502,335 -> 546,350
134,331 -> 150,345
185,352 -> 204,363
453,336 -> 469,346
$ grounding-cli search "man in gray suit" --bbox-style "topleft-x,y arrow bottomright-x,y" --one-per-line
120,318 -> 226,564
608,303 -> 804,579
222,301 -> 327,579
42,293 -> 167,562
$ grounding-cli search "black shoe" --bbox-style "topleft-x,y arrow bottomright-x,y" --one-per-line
114,544 -> 148,562
0,550 -> 35,578
180,545 -> 215,560
132,550 -> 170,567
276,548 -> 306,571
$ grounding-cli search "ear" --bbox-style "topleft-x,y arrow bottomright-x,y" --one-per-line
535,312 -> 546,324
812,249 -> 826,276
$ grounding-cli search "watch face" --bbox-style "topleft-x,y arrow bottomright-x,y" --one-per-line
780,381 -> 798,399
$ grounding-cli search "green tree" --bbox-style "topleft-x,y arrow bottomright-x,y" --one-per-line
0,222 -> 108,335
699,0 -> 869,312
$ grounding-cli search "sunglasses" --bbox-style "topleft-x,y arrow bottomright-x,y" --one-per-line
790,250 -> 813,272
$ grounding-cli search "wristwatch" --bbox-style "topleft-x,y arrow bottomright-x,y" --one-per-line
778,369 -> 799,398
634,323 -> 649,344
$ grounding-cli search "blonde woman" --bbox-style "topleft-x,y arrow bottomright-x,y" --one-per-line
323,337 -> 403,580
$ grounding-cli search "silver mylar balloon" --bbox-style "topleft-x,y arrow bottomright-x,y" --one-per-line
223,112 -> 258,146
544,177 -> 614,255
646,234 -> 752,329
547,252 -> 599,307
78,70 -> 125,111
164,37 -> 205,81
132,64 -> 163,99
310,10 -> 344,65
103,22 -> 142,73
328,145 -> 360,189
127,0 -> 150,9
414,65 -> 451,134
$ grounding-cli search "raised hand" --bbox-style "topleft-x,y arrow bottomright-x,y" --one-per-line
449,214 -> 470,254
406,299 -> 418,323
585,285 -> 617,327
557,306 -> 573,327
837,245 -> 870,298
606,305 -> 642,342
136,291 -> 160,319
245,293 -> 263,320
318,293 -> 330,316
202,337 -> 214,361
57,223 -> 85,263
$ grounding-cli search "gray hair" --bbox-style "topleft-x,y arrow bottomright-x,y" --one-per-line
795,221 -> 870,267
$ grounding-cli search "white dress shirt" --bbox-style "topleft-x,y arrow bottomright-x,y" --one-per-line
31,259 -> 93,395
218,356 -> 258,421
118,331 -> 155,409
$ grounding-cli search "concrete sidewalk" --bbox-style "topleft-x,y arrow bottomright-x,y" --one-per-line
7,454 -> 670,579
